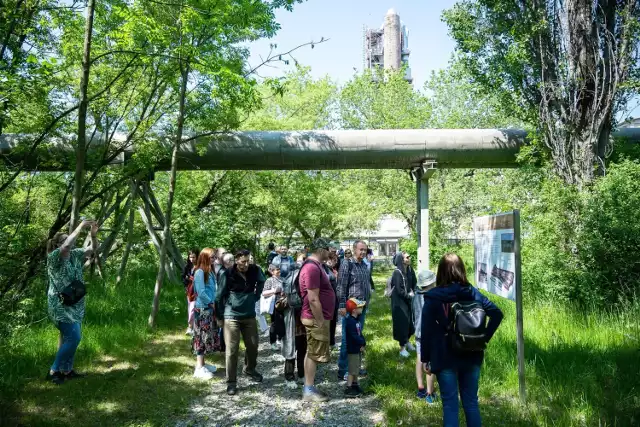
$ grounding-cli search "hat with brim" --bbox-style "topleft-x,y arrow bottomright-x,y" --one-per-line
346,297 -> 366,313
417,269 -> 436,289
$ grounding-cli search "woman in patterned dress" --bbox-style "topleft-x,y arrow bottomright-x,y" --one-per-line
46,219 -> 99,385
192,247 -> 219,380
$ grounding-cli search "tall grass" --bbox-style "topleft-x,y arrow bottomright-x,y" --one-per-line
0,268 -> 219,427
365,270 -> 640,426
1,267 -> 638,426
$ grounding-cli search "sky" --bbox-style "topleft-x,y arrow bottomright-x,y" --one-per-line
248,0 -> 459,88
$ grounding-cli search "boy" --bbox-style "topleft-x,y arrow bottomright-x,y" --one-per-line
344,297 -> 366,398
413,269 -> 438,404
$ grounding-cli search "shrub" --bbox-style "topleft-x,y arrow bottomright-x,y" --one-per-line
578,160 -> 640,304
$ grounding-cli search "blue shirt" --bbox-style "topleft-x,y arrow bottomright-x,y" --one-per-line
194,269 -> 216,310
345,314 -> 366,354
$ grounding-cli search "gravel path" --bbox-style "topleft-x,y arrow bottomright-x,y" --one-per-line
175,327 -> 384,427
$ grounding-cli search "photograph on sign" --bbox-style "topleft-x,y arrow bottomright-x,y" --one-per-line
474,213 -> 517,301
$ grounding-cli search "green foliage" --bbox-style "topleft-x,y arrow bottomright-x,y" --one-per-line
442,0 -> 640,185
340,68 -> 430,130
0,267 -> 215,426
578,160 -> 640,303
366,270 -> 640,426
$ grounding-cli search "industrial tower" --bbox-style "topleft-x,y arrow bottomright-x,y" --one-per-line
363,9 -> 412,83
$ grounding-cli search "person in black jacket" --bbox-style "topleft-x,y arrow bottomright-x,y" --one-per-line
420,253 -> 504,427
183,248 -> 200,336
216,249 -> 266,396
344,297 -> 366,398
391,252 -> 417,357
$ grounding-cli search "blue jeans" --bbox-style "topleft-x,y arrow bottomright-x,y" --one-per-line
338,305 -> 367,376
436,365 -> 482,427
51,322 -> 82,373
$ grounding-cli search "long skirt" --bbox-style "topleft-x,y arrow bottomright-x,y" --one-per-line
192,309 -> 220,355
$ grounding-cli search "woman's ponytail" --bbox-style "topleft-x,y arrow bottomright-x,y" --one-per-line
47,233 -> 64,254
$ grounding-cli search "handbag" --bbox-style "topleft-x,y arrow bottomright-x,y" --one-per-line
58,279 -> 86,306
260,294 -> 276,315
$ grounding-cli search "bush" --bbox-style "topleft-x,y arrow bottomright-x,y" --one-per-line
578,160 -> 640,303
522,160 -> 640,306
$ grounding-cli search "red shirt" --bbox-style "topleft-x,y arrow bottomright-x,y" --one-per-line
299,259 -> 336,320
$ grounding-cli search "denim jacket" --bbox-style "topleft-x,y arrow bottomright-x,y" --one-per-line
194,269 -> 216,311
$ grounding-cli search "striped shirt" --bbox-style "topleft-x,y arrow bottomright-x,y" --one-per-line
337,259 -> 373,309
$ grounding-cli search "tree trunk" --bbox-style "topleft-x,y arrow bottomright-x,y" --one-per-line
69,0 -> 96,232
117,179 -> 138,285
148,64 -> 189,329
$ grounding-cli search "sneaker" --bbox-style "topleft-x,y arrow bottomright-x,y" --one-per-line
243,369 -> 263,382
399,348 -> 410,358
424,393 -> 437,404
193,366 -> 214,380
286,380 -> 298,390
353,384 -> 364,394
416,389 -> 428,399
303,387 -> 329,402
204,364 -> 217,373
64,370 -> 86,380
344,386 -> 361,398
46,371 -> 65,385
270,343 -> 279,351
186,327 -> 194,336
227,384 -> 237,395
342,373 -> 348,381
406,342 -> 416,352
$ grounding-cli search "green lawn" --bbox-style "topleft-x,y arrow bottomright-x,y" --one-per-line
365,270 -> 640,426
0,268 -> 224,427
1,268 -> 638,426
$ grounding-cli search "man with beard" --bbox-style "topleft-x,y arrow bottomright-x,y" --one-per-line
216,249 -> 266,395
299,238 -> 336,402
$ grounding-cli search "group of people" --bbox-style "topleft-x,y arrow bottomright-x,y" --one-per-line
45,220 -> 504,426
181,238 -> 375,401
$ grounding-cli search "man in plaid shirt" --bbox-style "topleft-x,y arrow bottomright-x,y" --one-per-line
336,240 -> 374,379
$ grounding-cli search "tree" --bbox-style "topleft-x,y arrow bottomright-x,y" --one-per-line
444,0 -> 640,186
136,0 -> 308,328
70,0 -> 96,233
241,68 -> 377,242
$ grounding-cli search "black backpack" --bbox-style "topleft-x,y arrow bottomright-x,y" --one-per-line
287,259 -> 323,309
447,300 -> 487,352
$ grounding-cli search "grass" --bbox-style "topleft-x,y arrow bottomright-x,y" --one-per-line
0,267 -> 225,427
1,266 -> 638,426
365,270 -> 640,426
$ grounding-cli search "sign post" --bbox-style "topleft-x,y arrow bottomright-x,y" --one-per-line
473,210 -> 526,403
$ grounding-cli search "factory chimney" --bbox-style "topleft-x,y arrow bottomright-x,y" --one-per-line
383,8 -> 402,71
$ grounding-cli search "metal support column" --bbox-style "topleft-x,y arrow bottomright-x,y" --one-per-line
412,162 -> 437,272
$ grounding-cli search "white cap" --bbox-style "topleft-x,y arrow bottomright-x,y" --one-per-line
417,269 -> 436,288
387,8 -> 398,16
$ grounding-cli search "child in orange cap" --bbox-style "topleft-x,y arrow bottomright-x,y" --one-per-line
344,297 -> 366,397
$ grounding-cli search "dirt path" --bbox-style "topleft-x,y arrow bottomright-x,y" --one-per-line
175,327 -> 384,427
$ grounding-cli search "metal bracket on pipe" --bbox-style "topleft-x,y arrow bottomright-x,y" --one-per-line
409,161 -> 437,182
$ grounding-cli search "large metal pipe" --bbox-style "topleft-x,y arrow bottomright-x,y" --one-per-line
0,129 -> 526,171
1,128 -> 638,171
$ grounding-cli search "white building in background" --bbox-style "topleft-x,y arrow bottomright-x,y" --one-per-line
363,9 -> 412,83
339,215 -> 411,257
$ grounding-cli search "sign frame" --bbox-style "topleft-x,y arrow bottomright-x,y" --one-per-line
473,210 -> 526,403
